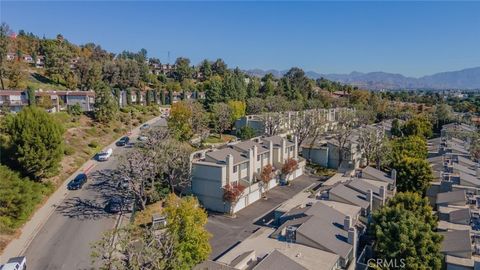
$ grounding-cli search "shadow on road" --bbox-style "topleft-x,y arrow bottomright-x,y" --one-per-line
56,168 -> 130,219
56,197 -> 109,220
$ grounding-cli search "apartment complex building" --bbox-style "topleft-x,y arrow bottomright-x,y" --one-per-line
0,90 -> 95,113
426,123 -> 480,269
191,135 -> 305,213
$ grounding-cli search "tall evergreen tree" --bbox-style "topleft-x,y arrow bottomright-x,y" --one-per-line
94,82 -> 118,123
4,106 -> 64,179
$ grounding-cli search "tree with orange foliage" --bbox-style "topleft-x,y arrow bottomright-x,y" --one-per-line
260,164 -> 274,198
223,183 -> 246,217
281,158 -> 298,184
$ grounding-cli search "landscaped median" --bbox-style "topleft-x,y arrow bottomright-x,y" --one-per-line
0,105 -> 161,254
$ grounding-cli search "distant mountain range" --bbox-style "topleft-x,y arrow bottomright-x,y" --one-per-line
245,67 -> 480,90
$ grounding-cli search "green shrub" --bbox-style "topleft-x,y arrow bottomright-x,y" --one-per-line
88,141 -> 99,148
237,126 -> 256,140
0,165 -> 53,231
64,146 -> 75,155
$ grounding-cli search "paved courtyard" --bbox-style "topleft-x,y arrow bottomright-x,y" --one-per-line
206,174 -> 323,259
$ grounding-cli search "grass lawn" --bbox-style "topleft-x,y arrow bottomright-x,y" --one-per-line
203,134 -> 237,144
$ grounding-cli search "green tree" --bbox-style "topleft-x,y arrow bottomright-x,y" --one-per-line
211,58 -> 227,76
227,100 -> 246,122
43,39 -> 73,84
246,97 -> 265,114
211,102 -> 232,138
7,61 -> 28,89
0,165 -> 52,231
159,89 -> 166,105
204,75 -> 223,109
260,75 -> 275,97
394,157 -> 433,194
76,58 -> 102,90
222,69 -> 247,101
145,89 -> 152,105
168,101 -> 194,141
94,82 -> 118,123
0,23 -> 11,89
371,192 -> 443,270
173,57 -> 193,82
92,194 -> 211,270
237,126 -> 256,140
390,135 -> 428,167
434,103 -> 453,130
4,106 -> 64,179
27,86 -> 36,106
163,194 -> 211,270
391,118 -> 403,137
402,116 -> 433,138
246,78 -> 260,98
168,89 -> 174,105
199,59 -> 212,79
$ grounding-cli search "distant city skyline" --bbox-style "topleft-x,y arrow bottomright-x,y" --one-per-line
2,1 -> 480,77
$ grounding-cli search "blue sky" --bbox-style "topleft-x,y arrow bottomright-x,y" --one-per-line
2,1 -> 480,77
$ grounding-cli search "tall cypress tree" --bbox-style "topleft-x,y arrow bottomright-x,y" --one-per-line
160,90 -> 166,105
168,89 -> 174,105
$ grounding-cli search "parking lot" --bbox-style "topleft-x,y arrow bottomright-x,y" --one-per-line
206,174 -> 323,259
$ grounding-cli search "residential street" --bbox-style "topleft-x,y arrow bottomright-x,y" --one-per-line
2,117 -> 166,270
206,174 -> 322,260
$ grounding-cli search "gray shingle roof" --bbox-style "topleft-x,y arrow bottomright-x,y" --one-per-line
296,215 -> 352,260
206,147 -> 249,165
194,261 -> 237,270
459,171 -> 480,187
253,250 -> 306,270
346,179 -> 381,196
458,156 -> 477,167
453,163 -> 476,176
436,190 -> 466,205
329,184 -> 370,209
263,136 -> 294,148
449,208 -> 471,222
361,166 -> 394,185
440,230 -> 472,254
233,140 -> 269,154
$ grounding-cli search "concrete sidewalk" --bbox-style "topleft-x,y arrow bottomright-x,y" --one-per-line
0,115 -> 164,263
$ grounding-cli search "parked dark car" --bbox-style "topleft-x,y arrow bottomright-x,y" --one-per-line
105,197 -> 123,213
116,136 -> 130,146
67,173 -> 88,190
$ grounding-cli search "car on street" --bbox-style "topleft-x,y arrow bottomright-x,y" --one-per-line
115,136 -> 130,146
138,135 -> 148,141
97,148 -> 113,161
0,256 -> 27,270
105,197 -> 124,213
140,124 -> 150,130
67,173 -> 88,190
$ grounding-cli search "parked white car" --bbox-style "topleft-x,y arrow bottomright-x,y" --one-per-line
0,256 -> 27,270
97,148 -> 113,161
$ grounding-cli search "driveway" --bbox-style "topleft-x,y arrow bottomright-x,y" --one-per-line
206,174 -> 322,259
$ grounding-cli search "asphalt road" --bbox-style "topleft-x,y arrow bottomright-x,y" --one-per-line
23,118 -> 166,270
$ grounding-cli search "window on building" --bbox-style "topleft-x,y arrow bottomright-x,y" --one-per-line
233,166 -> 238,173
257,155 -> 260,161
239,162 -> 248,171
